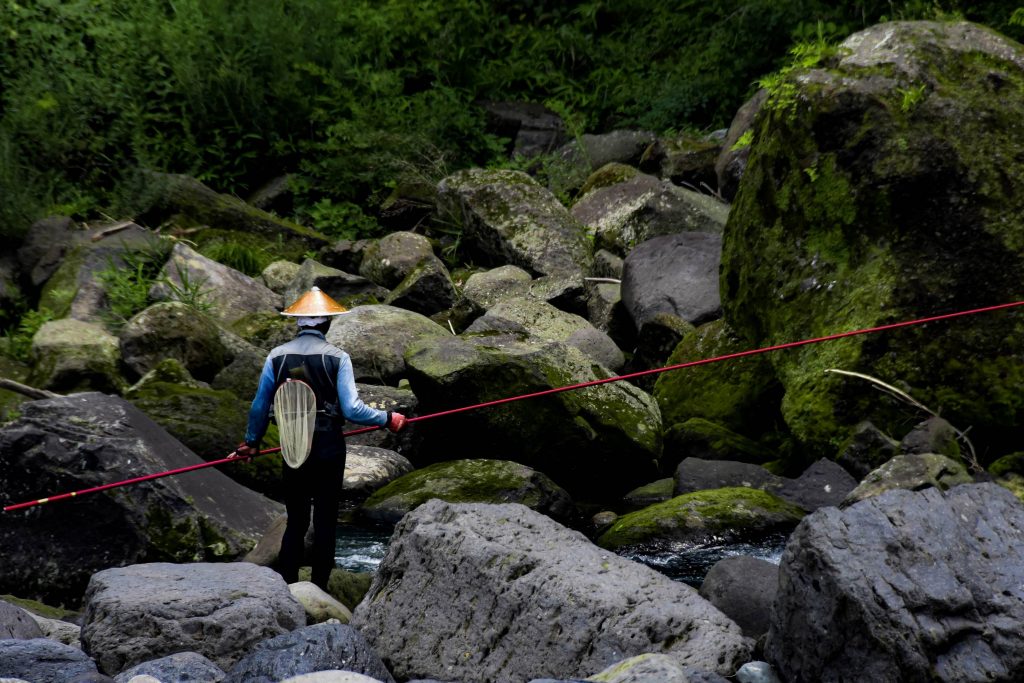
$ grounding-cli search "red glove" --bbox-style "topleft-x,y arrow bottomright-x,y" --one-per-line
230,442 -> 258,459
386,412 -> 407,433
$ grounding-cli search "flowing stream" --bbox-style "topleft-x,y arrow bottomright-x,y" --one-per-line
335,524 -> 787,587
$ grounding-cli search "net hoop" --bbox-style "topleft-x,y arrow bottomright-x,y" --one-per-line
274,379 -> 316,469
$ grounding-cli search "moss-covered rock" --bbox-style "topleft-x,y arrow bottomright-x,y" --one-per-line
665,417 -> 772,466
721,22 -> 1024,457
119,301 -> 229,382
361,459 -> 574,524
842,453 -> 974,506
282,258 -> 387,310
229,311 -> 295,352
405,334 -> 661,499
296,567 -> 373,612
261,260 -> 302,294
995,473 -> 1024,503
384,257 -> 459,316
596,486 -> 805,552
988,452 -> 1024,478
27,318 -> 126,394
622,478 -> 674,509
576,162 -> 640,200
654,319 -> 783,440
125,359 -> 248,460
0,357 -> 30,423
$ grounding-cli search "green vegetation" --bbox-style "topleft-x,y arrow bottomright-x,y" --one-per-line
3,0 -> 1020,239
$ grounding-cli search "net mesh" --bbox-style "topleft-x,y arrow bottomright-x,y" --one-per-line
274,380 -> 316,469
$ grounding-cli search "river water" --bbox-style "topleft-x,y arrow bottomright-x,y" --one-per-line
335,524 -> 787,587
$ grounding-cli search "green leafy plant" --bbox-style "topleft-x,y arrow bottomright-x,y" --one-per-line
898,83 -> 927,113
2,308 -> 54,362
200,241 -> 271,278
97,244 -> 169,328
730,130 -> 754,152
163,263 -> 214,313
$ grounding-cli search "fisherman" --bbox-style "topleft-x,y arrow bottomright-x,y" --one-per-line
232,287 -> 406,590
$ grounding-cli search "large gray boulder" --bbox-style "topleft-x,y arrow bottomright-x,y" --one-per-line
360,459 -> 574,524
352,500 -> 752,681
150,242 -> 282,326
465,296 -> 624,371
26,318 -> 125,393
437,169 -> 591,310
405,334 -> 661,498
120,301 -> 230,381
0,599 -> 44,639
621,233 -> 722,329
17,215 -> 77,292
343,445 -> 414,500
358,231 -> 437,289
552,130 -> 658,197
222,623 -> 395,683
383,258 -> 459,316
113,651 -> 225,683
571,173 -> 728,256
82,562 -> 305,675
0,639 -> 100,683
699,556 -> 779,639
0,393 -> 282,606
767,483 -> 1024,682
461,264 -> 533,310
325,305 -> 449,385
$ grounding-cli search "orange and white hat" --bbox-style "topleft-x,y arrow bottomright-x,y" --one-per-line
281,287 -> 348,322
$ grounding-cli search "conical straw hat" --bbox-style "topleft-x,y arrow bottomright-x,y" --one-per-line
281,286 -> 349,317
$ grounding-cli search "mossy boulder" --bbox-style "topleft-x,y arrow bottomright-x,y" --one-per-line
465,296 -> 624,371
721,22 -> 1024,457
0,357 -> 30,423
842,453 -> 975,506
405,334 -> 661,498
437,168 -> 591,309
988,452 -> 1024,479
119,301 -> 229,382
640,132 -> 721,189
359,231 -> 437,289
384,257 -> 459,316
282,258 -> 387,310
26,319 -> 126,394
229,311 -> 295,352
296,568 -> 373,612
576,162 -> 640,199
360,459 -> 574,524
596,486 -> 805,552
261,260 -> 302,294
665,417 -> 772,467
124,359 -> 248,460
622,478 -> 675,509
571,171 -> 728,256
654,319 -> 783,439
461,264 -> 533,310
325,304 -> 450,385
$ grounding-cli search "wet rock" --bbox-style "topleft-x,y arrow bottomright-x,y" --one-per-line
342,445 -> 413,500
222,623 -> 394,683
113,652 -> 225,683
351,500 -> 752,681
699,556 -> 779,639
289,582 -> 352,625
842,452 -> 974,506
0,639 -> 100,683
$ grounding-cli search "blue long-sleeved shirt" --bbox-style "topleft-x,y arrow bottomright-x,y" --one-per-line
244,330 -> 387,445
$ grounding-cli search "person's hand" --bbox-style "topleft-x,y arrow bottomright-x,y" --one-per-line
230,442 -> 258,459
386,412 -> 407,433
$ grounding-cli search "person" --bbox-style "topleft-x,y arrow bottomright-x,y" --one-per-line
232,286 -> 406,589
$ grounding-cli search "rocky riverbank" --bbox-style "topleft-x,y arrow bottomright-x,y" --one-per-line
2,19 -> 1024,683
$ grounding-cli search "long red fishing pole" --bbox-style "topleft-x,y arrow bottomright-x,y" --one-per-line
4,299 -> 1023,513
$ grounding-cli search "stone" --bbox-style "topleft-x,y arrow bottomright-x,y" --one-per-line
279,673 -> 388,683
622,312 -> 693,391
901,416 -> 961,459
720,22 -> 1024,458
17,215 -> 77,291
261,260 -> 302,294
325,305 -> 449,386
675,457 -> 856,512
552,130 -> 658,198
289,582 -> 352,624
384,257 -> 459,316
699,556 -> 779,639
465,296 -> 624,371
113,652 -> 225,683
835,421 -> 900,479
597,487 -> 805,552
437,169 -> 591,310
0,599 -> 43,639
358,231 -> 437,289
480,100 -> 567,158
571,173 -> 728,256
621,233 -> 722,329
351,500 -> 752,681
461,264 -> 533,310
0,393 -> 282,606
714,89 -> 766,202
343,383 -> 419,454
734,661 -> 781,683
25,318 -> 125,393
664,418 -> 771,468
119,301 -> 230,382
405,334 -> 661,498
343,445 -> 414,499
622,478 -> 674,509
81,562 -> 305,675
584,280 -> 634,351
360,459 -> 574,524
586,653 -> 728,683
316,239 -> 373,275
842,453 -> 974,506
222,623 -> 395,683
282,259 -> 387,310
767,483 -> 1024,682
640,133 -> 722,191
0,639 -> 100,683
29,613 -> 81,648
149,242 -> 282,326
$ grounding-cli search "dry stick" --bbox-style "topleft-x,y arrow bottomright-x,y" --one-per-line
0,379 -> 61,401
